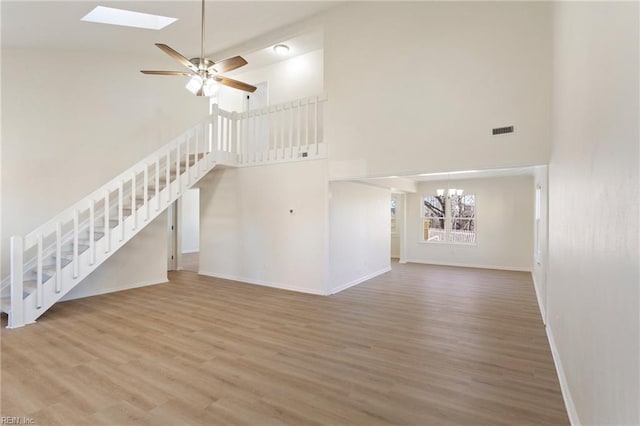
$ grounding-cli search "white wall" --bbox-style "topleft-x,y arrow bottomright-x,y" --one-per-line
217,49 -> 324,111
406,176 -> 534,271
1,47 -> 206,293
532,166 -> 548,322
548,2 -> 639,424
61,212 -> 168,301
329,181 -> 391,293
323,2 -> 552,179
199,160 -> 329,295
180,189 -> 200,254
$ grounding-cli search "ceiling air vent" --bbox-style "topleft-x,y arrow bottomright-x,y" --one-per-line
492,125 -> 515,135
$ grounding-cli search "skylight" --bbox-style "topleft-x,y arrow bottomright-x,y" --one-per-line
81,6 -> 178,30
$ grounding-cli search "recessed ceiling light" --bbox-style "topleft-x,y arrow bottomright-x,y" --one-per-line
81,6 -> 178,30
273,44 -> 290,55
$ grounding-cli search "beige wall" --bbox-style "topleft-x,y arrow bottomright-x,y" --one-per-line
406,176 -> 534,271
548,2 -> 639,424
329,181 -> 391,293
198,160 -> 329,295
61,212 -> 168,301
323,2 -> 552,179
1,47 -> 207,291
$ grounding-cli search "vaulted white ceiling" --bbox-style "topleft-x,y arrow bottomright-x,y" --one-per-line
1,1 -> 337,58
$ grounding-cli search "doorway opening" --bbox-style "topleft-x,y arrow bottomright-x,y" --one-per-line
180,188 -> 200,273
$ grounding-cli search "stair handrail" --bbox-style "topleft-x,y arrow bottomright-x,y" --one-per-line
20,113 -> 214,250
10,91 -> 329,267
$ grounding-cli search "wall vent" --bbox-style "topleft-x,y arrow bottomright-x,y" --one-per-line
492,125 -> 514,135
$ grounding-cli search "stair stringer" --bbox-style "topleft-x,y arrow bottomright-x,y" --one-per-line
10,155 -> 217,328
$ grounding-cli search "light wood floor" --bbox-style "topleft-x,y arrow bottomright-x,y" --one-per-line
181,252 -> 199,273
1,262 -> 568,425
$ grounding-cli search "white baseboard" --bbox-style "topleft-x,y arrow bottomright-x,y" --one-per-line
546,325 -> 581,425
199,270 -> 327,296
531,273 -> 547,325
59,277 -> 168,302
405,259 -> 532,272
331,266 -> 392,294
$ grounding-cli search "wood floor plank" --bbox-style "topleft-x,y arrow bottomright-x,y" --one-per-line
1,261 -> 569,425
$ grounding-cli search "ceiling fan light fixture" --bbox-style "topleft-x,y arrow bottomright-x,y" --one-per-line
185,75 -> 203,94
202,78 -> 219,97
273,44 -> 290,55
141,0 -> 257,95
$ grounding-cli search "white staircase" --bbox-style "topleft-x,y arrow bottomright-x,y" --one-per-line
1,94 -> 326,328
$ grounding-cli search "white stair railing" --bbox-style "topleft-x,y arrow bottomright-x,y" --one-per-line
2,94 -> 327,328
208,94 -> 327,166
5,118 -> 215,328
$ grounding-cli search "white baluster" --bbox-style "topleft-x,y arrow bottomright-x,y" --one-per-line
155,158 -> 160,211
272,107 -> 277,160
166,151 -> 171,203
213,105 -> 221,152
9,236 -> 24,328
260,110 -> 265,162
195,125 -> 201,177
56,223 -> 62,293
279,106 -> 284,159
305,99 -> 310,151
119,181 -> 124,241
267,108 -> 271,161
131,173 -> 136,230
89,199 -> 95,265
73,211 -> 79,278
211,104 -> 218,153
289,103 -> 294,159
185,134 -> 190,185
176,142 -> 181,195
243,113 -> 249,164
248,113 -> 254,163
314,96 -> 320,155
231,111 -> 238,159
104,190 -> 110,252
143,165 -> 149,221
220,115 -> 225,152
228,113 -> 233,154
238,114 -> 244,163
220,114 -> 225,153
36,234 -> 43,309
297,100 -> 302,155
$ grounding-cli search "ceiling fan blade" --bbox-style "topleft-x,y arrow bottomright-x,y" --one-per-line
155,43 -> 199,72
209,56 -> 248,74
215,76 -> 257,93
141,70 -> 193,76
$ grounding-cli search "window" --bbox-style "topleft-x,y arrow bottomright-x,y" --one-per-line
423,192 -> 476,244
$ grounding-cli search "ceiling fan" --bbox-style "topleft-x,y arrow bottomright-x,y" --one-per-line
141,0 -> 256,96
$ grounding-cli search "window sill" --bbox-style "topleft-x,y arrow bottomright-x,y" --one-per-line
419,240 -> 478,247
